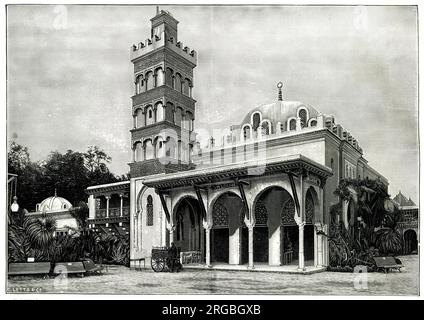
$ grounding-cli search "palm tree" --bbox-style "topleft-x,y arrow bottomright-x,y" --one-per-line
25,213 -> 57,261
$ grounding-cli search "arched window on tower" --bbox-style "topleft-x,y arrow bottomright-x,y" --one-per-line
135,142 -> 143,162
146,71 -> 154,91
183,78 -> 190,96
252,112 -> 261,131
174,107 -> 183,127
299,108 -> 308,128
155,68 -> 164,87
310,119 -> 317,127
146,195 -> 153,226
145,140 -> 154,160
186,111 -> 194,131
156,102 -> 164,122
155,137 -> 165,158
165,67 -> 173,87
289,119 -> 296,131
136,108 -> 144,128
165,137 -> 177,159
145,106 -> 154,126
175,73 -> 182,92
136,75 -> 144,94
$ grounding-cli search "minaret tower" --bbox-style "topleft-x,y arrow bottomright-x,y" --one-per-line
129,9 -> 197,177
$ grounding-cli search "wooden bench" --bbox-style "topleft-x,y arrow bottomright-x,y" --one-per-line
8,262 -> 51,276
373,256 -> 403,273
82,259 -> 104,274
53,262 -> 86,276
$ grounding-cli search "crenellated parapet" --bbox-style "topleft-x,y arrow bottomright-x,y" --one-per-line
324,115 -> 362,153
131,30 -> 197,65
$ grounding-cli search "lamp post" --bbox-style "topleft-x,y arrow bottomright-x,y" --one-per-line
10,196 -> 19,213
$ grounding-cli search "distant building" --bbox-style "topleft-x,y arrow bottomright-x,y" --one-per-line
26,191 -> 78,237
393,191 -> 419,255
86,181 -> 130,237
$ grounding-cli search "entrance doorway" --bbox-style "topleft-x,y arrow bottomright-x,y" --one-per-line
173,197 -> 203,256
253,226 -> 268,262
211,192 -> 246,264
404,230 -> 418,254
211,228 -> 229,262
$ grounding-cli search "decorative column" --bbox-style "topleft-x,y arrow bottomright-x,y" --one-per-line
205,227 -> 211,267
167,222 -> 175,245
297,172 -> 305,271
88,194 -> 96,219
202,219 -> 212,268
119,194 -> 124,217
133,114 -> 137,129
105,195 -> 111,218
314,225 -> 318,267
298,222 -> 305,271
248,225 -> 254,269
317,227 -> 323,267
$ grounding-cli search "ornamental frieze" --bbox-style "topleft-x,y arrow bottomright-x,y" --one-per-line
134,51 -> 165,72
132,86 -> 195,110
164,50 -> 194,76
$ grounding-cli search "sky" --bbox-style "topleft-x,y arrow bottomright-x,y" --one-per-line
6,5 -> 419,201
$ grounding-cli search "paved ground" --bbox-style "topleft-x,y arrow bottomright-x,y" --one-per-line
7,255 -> 419,296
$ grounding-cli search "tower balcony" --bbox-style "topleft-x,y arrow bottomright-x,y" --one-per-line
131,30 -> 197,65
132,85 -> 196,111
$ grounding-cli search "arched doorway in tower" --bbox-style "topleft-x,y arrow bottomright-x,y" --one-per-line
253,186 -> 295,265
403,229 -> 418,255
211,192 -> 246,264
173,197 -> 204,258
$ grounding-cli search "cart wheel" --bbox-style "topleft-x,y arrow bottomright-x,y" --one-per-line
151,258 -> 165,272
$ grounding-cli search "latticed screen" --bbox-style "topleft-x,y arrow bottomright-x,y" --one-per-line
146,195 -> 154,226
305,195 -> 314,224
212,202 -> 229,227
255,200 -> 268,226
281,198 -> 296,225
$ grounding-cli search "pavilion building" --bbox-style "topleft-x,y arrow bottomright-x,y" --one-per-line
393,191 -> 419,255
86,9 -> 388,271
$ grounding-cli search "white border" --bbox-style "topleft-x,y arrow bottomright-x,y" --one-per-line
1,0 -> 422,301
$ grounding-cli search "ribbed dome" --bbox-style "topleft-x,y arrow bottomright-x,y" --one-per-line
240,100 -> 320,127
37,193 -> 72,212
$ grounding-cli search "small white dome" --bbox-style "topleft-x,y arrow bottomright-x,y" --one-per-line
37,193 -> 72,212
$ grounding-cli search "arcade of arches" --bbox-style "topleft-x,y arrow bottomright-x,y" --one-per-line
167,185 -> 322,268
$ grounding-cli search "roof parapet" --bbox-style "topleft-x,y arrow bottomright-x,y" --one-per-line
130,30 -> 197,64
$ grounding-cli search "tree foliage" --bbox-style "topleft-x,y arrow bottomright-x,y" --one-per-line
328,178 -> 404,270
7,142 -> 125,211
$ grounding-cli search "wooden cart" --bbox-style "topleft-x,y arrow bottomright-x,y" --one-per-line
151,246 -> 182,272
